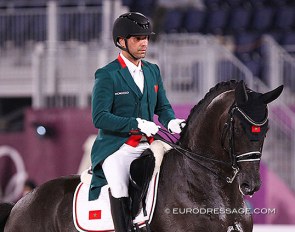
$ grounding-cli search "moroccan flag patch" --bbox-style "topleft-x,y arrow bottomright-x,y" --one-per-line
89,210 -> 101,220
154,85 -> 158,93
251,126 -> 261,133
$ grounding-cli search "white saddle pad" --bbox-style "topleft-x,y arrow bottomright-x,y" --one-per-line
73,173 -> 160,232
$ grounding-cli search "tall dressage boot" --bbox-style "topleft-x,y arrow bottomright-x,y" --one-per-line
109,191 -> 134,232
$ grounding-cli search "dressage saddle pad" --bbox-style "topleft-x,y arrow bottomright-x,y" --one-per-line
73,173 -> 160,232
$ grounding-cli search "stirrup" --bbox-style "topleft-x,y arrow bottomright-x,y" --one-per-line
133,220 -> 151,232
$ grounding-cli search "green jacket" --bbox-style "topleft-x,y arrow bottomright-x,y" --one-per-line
89,55 -> 175,200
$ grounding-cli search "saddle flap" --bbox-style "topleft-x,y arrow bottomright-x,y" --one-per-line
129,148 -> 155,218
73,173 -> 160,232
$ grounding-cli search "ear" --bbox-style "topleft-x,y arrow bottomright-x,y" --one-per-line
261,85 -> 284,104
235,80 -> 248,105
118,37 -> 126,48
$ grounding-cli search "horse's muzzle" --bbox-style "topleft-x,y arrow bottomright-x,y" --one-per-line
239,178 -> 261,196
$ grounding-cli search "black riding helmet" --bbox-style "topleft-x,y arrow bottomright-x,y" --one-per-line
112,12 -> 155,54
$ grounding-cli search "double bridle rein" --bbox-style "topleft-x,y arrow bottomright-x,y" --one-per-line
157,103 -> 269,184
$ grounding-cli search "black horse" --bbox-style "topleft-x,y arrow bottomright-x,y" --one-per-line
0,80 -> 283,232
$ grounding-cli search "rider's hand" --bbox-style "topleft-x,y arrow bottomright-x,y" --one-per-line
136,118 -> 160,137
168,118 -> 186,134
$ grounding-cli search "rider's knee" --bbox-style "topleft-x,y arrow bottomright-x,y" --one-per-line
110,184 -> 129,198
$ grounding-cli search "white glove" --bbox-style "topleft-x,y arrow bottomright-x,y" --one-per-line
136,118 -> 160,137
168,118 -> 186,134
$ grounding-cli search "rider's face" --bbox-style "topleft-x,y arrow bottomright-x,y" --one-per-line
120,35 -> 149,64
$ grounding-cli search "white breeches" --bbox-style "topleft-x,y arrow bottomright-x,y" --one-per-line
102,142 -> 150,198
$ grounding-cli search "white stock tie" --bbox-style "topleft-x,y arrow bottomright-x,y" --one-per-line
133,67 -> 144,93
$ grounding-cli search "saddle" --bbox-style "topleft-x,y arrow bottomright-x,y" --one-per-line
129,139 -> 173,219
73,140 -> 171,232
129,148 -> 155,219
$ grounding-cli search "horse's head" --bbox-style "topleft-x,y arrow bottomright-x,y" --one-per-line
228,81 -> 283,195
179,80 -> 283,196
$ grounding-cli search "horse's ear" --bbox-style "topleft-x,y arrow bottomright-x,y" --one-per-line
235,80 -> 248,105
261,85 -> 284,104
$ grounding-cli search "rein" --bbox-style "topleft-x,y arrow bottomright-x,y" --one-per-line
156,129 -> 236,183
155,129 -> 232,180
156,104 -> 268,184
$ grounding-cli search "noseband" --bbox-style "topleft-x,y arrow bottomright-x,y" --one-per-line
157,103 -> 268,184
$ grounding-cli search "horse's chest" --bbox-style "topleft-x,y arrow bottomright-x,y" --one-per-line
204,212 -> 252,232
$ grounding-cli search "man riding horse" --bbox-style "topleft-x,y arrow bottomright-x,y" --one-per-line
89,12 -> 185,232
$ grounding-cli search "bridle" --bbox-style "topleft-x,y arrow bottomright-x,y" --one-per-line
157,103 -> 268,184
222,104 -> 268,182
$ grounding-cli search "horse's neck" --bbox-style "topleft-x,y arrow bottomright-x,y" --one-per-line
159,149 -> 243,207
180,90 -> 234,153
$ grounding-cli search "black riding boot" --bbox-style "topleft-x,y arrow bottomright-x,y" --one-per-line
109,191 -> 134,232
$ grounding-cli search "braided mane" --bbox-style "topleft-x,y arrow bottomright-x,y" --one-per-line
179,80 -> 239,141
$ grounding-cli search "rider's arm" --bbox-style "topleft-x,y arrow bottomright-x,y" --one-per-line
91,69 -> 138,132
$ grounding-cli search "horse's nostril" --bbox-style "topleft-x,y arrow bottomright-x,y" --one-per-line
240,180 -> 261,196
241,183 -> 251,193
241,183 -> 249,188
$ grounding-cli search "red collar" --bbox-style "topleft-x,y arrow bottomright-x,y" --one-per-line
117,54 -> 144,68
117,54 -> 127,68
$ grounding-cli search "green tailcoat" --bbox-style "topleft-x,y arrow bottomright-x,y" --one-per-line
89,55 -> 175,200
